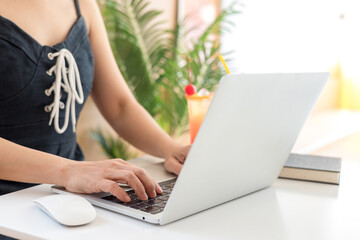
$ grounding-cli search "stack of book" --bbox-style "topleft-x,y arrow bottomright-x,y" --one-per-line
279,153 -> 341,185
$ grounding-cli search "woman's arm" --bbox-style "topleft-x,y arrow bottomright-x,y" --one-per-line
0,137 -> 161,201
0,138 -> 68,186
83,0 -> 189,175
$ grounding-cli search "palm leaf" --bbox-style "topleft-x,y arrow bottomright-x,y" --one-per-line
95,0 -> 241,155
102,0 -> 168,115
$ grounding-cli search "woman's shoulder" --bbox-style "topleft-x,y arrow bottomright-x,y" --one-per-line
78,0 -> 101,35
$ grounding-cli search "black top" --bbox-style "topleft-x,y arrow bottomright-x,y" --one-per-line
0,0 -> 94,195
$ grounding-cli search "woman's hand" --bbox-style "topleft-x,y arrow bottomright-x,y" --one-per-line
164,145 -> 191,175
62,159 -> 162,202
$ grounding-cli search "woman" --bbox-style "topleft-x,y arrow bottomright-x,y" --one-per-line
0,0 -> 189,203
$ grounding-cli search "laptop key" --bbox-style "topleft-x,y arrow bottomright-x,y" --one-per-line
132,202 -> 151,209
121,199 -> 141,206
162,189 -> 172,194
130,203 -> 144,209
130,199 -> 142,205
158,195 -> 169,201
102,195 -> 116,201
143,206 -> 160,213
128,193 -> 139,199
155,202 -> 166,208
145,199 -> 156,205
126,190 -> 135,194
154,199 -> 163,204
150,209 -> 163,215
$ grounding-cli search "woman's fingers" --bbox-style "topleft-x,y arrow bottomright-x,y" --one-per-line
155,182 -> 162,194
66,159 -> 162,202
126,166 -> 162,197
106,160 -> 162,198
163,144 -> 190,175
100,170 -> 149,201
98,179 -> 131,202
164,158 -> 182,175
176,145 -> 191,164
120,170 -> 148,201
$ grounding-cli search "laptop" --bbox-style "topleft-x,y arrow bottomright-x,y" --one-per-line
52,72 -> 329,225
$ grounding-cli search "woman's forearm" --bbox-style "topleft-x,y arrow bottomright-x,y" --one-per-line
110,101 -> 181,159
0,137 -> 71,186
0,137 -> 162,200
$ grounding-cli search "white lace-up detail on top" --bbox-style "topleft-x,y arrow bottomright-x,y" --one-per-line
44,49 -> 84,134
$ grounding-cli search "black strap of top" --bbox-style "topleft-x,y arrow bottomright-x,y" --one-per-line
74,0 -> 81,17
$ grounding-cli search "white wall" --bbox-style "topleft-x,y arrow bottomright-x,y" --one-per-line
221,0 -> 360,74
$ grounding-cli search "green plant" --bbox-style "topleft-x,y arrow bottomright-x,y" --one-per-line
93,0 -> 240,159
91,129 -> 138,160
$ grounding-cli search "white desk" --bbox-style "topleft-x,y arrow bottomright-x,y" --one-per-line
1,134 -> 360,240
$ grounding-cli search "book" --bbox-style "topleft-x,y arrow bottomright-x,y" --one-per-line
278,153 -> 341,185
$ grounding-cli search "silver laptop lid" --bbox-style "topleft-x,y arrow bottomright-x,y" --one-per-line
160,73 -> 328,225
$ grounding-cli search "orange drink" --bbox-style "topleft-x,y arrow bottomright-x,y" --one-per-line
185,93 -> 213,144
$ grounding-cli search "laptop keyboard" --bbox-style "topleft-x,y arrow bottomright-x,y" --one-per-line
101,179 -> 175,215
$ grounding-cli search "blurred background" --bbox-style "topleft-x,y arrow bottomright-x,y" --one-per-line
77,0 -> 360,161
222,0 -> 360,110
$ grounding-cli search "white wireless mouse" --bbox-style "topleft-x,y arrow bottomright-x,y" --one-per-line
34,194 -> 96,226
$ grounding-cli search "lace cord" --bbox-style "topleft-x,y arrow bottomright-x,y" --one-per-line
44,49 -> 84,134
